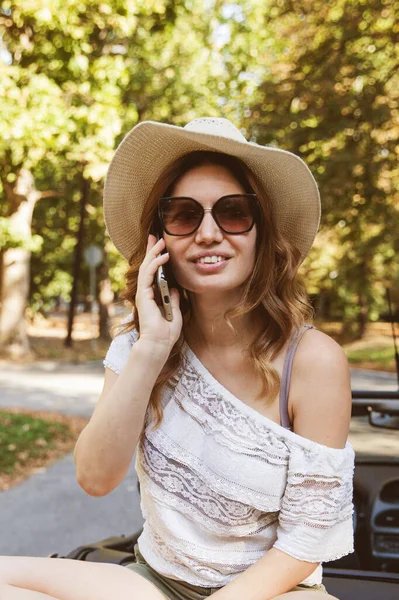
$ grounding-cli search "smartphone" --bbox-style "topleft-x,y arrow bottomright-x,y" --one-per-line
155,234 -> 173,322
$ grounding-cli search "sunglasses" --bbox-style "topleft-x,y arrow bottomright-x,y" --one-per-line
158,193 -> 259,236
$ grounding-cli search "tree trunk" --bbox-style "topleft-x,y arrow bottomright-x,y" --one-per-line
357,259 -> 369,339
0,169 -> 40,354
357,293 -> 368,339
65,176 -> 89,348
315,292 -> 330,321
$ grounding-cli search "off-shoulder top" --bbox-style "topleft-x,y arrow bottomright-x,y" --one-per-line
103,322 -> 355,588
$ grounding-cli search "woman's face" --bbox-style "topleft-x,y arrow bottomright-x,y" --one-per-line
162,162 -> 257,297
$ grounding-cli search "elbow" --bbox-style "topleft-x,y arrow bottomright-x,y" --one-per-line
74,451 -> 119,497
76,473 -> 105,497
75,466 -> 117,497
73,434 -> 126,496
73,434 -> 114,497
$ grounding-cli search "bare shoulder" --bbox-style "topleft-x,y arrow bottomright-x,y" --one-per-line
289,328 -> 352,448
294,327 -> 348,369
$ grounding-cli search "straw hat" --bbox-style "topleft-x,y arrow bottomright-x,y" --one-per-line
103,117 -> 321,263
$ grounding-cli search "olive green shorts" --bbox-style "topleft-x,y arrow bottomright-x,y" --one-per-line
125,544 -> 328,600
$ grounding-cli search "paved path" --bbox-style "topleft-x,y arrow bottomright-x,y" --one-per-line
0,360 -> 397,557
0,361 -> 104,418
0,452 -> 143,557
1,360 -> 397,418
0,361 -> 143,556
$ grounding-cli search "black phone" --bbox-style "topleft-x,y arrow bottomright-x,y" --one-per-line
154,233 -> 173,322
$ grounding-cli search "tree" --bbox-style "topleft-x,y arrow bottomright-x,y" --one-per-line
0,64 -> 67,349
220,0 -> 399,334
0,0 -> 223,351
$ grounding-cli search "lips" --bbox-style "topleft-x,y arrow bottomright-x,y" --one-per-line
192,257 -> 231,273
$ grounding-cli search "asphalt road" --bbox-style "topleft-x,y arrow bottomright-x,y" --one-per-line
0,360 -> 397,557
0,360 -> 142,557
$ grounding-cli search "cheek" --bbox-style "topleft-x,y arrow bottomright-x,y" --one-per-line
245,250 -> 257,275
165,242 -> 189,277
244,232 -> 257,266
167,242 -> 181,261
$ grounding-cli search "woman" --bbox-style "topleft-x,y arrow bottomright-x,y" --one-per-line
0,118 -> 354,600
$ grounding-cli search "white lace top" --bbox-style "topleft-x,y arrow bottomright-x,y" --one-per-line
104,325 -> 355,588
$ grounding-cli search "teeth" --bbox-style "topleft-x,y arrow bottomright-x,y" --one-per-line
198,255 -> 225,264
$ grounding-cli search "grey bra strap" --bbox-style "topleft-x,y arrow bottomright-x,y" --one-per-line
279,323 -> 317,429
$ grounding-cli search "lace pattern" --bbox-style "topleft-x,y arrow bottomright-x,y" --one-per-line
138,524 -> 323,587
137,437 -> 280,533
176,360 -> 290,455
103,326 -> 355,586
139,525 -> 259,586
144,417 -> 286,508
274,442 -> 355,562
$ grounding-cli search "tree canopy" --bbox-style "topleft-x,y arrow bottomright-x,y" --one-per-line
0,0 -> 398,349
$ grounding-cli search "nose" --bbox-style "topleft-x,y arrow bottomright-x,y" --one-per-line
194,208 -> 224,244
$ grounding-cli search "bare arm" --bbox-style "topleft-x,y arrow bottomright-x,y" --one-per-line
74,234 -> 182,497
74,340 -> 167,497
212,548 -> 319,600
213,331 -> 352,600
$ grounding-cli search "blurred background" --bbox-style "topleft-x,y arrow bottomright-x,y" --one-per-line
0,0 -> 398,364
0,0 -> 398,558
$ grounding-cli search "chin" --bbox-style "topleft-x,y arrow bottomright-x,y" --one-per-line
181,278 -> 246,296
174,265 -> 252,296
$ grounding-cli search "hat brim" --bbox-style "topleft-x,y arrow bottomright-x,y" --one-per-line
103,121 -> 321,262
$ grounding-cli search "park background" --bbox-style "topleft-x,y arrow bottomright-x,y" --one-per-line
0,0 -> 398,517
1,0 -> 398,360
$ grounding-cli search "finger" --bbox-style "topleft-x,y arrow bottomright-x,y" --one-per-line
140,238 -> 166,275
169,287 -> 180,310
145,237 -> 165,261
147,233 -> 158,248
139,253 -> 170,289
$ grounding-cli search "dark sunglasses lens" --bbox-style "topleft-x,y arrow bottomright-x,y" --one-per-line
215,195 -> 255,232
161,198 -> 202,234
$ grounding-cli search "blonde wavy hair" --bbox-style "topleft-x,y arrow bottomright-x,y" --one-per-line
118,151 -> 314,429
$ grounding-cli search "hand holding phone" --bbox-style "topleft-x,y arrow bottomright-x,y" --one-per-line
155,235 -> 173,322
135,234 -> 182,355
156,261 -> 173,321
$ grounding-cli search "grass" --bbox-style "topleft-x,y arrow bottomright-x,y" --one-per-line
318,322 -> 397,373
345,346 -> 395,365
345,346 -> 396,371
0,411 -> 71,475
0,409 -> 88,491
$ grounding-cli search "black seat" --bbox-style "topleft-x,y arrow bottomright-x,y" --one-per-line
323,568 -> 399,600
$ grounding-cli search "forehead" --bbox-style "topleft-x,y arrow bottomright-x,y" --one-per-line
171,162 -> 246,200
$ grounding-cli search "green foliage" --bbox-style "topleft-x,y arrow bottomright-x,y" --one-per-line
0,0 -> 223,310
0,217 -> 43,251
229,0 -> 399,326
0,0 -> 397,328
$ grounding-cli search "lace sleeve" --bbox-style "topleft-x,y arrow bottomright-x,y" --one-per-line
103,315 -> 139,374
273,439 -> 355,563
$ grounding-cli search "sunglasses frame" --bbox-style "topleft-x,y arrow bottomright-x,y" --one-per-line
158,193 -> 260,236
